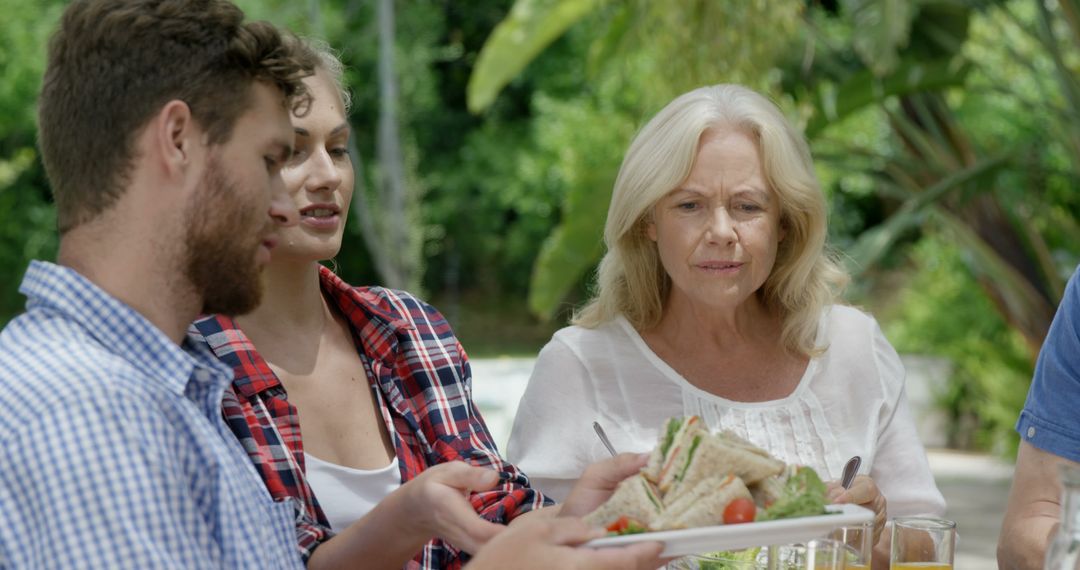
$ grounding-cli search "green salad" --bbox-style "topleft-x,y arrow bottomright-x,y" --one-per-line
695,547 -> 761,570
757,466 -> 828,521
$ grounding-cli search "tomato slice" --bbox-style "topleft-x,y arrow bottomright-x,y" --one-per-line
722,497 -> 757,524
606,515 -> 630,533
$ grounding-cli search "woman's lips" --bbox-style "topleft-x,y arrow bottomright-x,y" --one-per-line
696,261 -> 744,274
299,205 -> 341,231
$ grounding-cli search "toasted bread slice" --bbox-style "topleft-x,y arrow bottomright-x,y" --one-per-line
643,416 -> 704,484
669,432 -> 784,491
653,474 -> 752,529
583,472 -> 664,529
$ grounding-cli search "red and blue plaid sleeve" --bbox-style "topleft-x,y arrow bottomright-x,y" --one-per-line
193,315 -> 335,563
343,283 -> 553,569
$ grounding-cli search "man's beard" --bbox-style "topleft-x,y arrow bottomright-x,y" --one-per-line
183,159 -> 269,316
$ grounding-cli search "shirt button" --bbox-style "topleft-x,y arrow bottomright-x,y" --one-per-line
1027,426 -> 1037,438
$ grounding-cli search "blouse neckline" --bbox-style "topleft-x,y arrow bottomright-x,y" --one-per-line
613,313 -> 824,409
304,452 -> 399,476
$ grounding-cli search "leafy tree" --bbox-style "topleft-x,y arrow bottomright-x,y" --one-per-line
884,236 -> 1032,454
0,0 -> 64,322
469,0 -> 803,318
466,0 -> 1080,451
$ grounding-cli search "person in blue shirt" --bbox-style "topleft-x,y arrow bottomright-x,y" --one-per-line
0,1 -> 663,568
999,266 -> 1080,569
0,0 -> 319,566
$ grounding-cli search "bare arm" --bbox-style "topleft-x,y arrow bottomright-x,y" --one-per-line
998,441 -> 1077,570
510,452 -> 652,525
307,462 -> 505,570
467,516 -> 664,570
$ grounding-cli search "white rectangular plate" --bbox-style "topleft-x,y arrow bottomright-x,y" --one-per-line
583,504 -> 874,558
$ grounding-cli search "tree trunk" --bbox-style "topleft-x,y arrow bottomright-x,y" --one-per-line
341,0 -> 419,291
376,0 -> 411,290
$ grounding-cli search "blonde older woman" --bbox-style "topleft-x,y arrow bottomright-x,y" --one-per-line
506,84 -> 945,565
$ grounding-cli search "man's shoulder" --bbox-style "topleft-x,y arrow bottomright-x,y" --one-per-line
0,312 -> 147,435
0,308 -> 135,371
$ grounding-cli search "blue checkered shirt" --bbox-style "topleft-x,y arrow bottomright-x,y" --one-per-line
0,261 -> 303,569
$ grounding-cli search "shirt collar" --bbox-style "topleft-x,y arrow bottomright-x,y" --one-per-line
316,266 -> 413,364
191,267 -> 414,399
20,261 -> 229,394
189,314 -> 279,399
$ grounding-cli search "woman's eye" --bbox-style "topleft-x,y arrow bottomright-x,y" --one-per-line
676,201 -> 699,211
329,147 -> 350,160
288,148 -> 308,163
736,202 -> 762,213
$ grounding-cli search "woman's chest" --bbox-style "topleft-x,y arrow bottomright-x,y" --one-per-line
665,347 -> 808,402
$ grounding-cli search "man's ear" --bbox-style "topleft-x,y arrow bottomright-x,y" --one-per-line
152,100 -> 200,178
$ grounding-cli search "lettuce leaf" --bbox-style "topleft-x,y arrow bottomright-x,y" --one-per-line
757,466 -> 828,521
659,417 -> 683,456
696,547 -> 762,570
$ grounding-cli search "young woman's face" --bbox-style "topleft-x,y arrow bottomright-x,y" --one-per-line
276,69 -> 354,263
647,127 -> 785,313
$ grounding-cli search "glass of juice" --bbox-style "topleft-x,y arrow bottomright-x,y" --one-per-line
801,538 -> 851,569
829,523 -> 872,569
890,517 -> 956,570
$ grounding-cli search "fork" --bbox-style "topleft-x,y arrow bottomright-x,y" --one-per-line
592,421 -> 618,457
841,455 -> 862,489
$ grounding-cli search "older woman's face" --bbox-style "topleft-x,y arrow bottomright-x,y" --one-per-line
647,127 -> 784,313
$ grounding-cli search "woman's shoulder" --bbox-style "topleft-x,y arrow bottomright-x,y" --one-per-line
537,318 -> 654,383
820,304 -> 886,348
819,304 -> 905,398
319,269 -> 449,329
823,303 -> 878,329
546,318 -> 635,355
550,318 -> 624,342
357,285 -> 437,315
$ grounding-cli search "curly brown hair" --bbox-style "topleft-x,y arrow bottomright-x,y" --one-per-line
38,0 -> 318,233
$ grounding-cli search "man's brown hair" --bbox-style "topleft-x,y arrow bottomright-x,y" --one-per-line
38,0 -> 317,233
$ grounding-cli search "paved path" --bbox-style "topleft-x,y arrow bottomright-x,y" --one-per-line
471,357 -> 1013,569
928,450 -> 1012,568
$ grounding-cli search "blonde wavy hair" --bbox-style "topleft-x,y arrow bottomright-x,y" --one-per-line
299,37 -> 352,112
573,84 -> 848,357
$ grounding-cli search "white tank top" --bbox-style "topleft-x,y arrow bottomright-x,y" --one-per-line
303,453 -> 402,531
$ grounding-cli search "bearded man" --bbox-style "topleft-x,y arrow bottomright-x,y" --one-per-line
0,0 -> 315,566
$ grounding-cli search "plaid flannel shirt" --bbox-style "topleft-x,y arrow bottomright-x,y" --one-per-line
190,266 -> 550,568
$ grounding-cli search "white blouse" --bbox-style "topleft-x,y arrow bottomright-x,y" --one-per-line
303,453 -> 401,531
506,305 -> 945,520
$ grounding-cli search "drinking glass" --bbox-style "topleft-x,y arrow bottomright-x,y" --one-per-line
890,517 -> 956,570
801,538 -> 850,569
1044,463 -> 1080,570
829,523 -> 873,570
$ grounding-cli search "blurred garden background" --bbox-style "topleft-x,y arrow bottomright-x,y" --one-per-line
3,0 -> 1080,460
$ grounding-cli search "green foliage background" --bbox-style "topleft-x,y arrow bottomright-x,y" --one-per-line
0,0 -> 63,317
